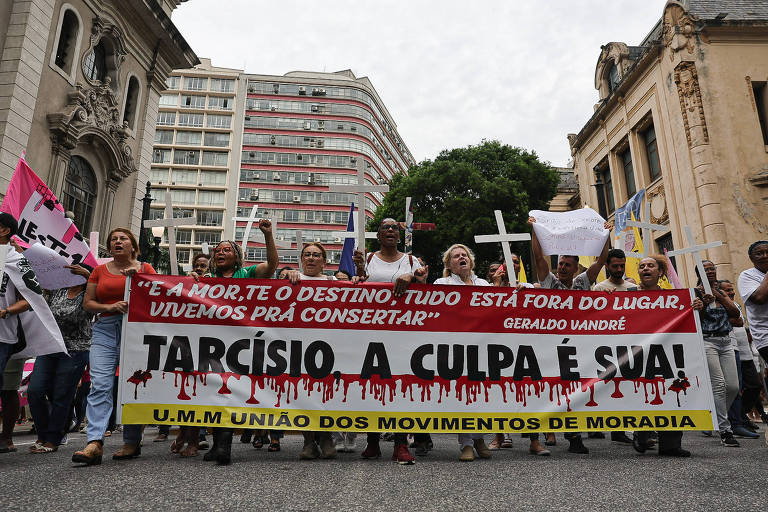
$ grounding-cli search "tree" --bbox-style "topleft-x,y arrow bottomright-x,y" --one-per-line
368,140 -> 559,281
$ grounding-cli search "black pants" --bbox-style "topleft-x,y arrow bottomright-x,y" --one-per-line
741,360 -> 763,418
636,431 -> 682,451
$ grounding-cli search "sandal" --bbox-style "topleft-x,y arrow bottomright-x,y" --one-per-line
252,438 -> 264,449
268,441 -> 281,452
29,441 -> 45,452
31,443 -> 58,454
170,439 -> 184,453
179,444 -> 199,457
487,438 -> 501,450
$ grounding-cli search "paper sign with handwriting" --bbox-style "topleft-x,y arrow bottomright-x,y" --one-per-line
23,243 -> 86,290
529,208 -> 609,256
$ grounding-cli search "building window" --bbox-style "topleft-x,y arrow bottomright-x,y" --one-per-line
656,233 -> 676,270
83,40 -> 107,82
595,161 -> 615,217
153,149 -> 171,164
643,124 -> 661,181
53,9 -> 80,75
159,94 -> 178,107
283,210 -> 299,222
173,150 -> 199,165
165,76 -> 179,89
204,132 -> 230,147
123,76 -> 140,131
753,81 -> 768,146
174,229 -> 192,244
178,113 -> 203,127
149,168 -> 168,184
157,112 -> 175,126
200,170 -> 226,186
195,231 -> 221,245
170,189 -> 196,205
183,77 -> 207,91
175,131 -> 201,145
198,190 -> 225,206
177,249 -> 191,265
197,210 -> 223,226
154,130 -> 173,144
210,78 -> 235,92
62,156 -> 96,233
607,63 -> 620,94
208,96 -> 233,110
171,169 -> 197,185
202,151 -> 228,166
181,95 -> 206,109
620,148 -> 635,197
206,115 -> 231,129
239,187 -> 259,201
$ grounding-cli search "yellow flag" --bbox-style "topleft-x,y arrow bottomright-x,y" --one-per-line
623,212 -> 643,284
518,263 -> 527,284
578,255 -> 606,284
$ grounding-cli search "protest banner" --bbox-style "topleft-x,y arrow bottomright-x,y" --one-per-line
23,243 -> 86,290
0,158 -> 98,268
117,275 -> 716,433
529,208 -> 609,257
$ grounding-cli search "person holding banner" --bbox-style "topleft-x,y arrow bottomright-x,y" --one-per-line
694,260 -> 741,448
285,242 -> 345,459
353,218 -> 427,465
72,228 -> 156,466
202,219 -> 278,466
632,255 -> 700,457
27,263 -> 93,454
529,215 -> 610,454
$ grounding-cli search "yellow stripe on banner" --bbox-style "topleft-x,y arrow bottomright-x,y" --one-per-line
122,404 -> 714,433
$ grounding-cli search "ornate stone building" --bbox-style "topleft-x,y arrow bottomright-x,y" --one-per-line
0,0 -> 197,242
568,0 -> 768,284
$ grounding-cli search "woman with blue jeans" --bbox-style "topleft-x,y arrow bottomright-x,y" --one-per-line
696,260 -> 741,447
27,263 -> 93,453
72,228 -> 156,465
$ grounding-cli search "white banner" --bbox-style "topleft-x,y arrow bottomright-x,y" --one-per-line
529,208 -> 609,256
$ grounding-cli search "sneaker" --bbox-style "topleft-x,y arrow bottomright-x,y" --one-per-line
299,442 -> 320,460
744,419 -> 760,432
361,443 -> 381,459
610,432 -> 633,444
199,440 -> 209,450
459,445 -> 474,462
501,435 -> 514,448
392,444 -> 415,465
568,436 -> 589,454
343,435 -> 356,453
732,426 -> 760,439
59,435 -> 68,446
473,439 -> 491,459
720,432 -> 740,447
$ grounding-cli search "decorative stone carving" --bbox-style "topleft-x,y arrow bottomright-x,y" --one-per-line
662,2 -> 700,60
674,61 -> 709,148
47,82 -> 135,186
647,185 -> 668,225
594,42 -> 632,100
81,16 -> 127,89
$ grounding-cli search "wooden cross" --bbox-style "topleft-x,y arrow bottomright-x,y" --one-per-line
328,167 -> 388,254
144,192 -> 191,275
667,225 -> 723,296
474,210 -> 531,287
625,201 -> 669,257
399,196 -> 435,254
232,204 -> 260,255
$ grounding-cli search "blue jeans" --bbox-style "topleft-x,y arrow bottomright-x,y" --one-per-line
727,351 -> 744,428
27,351 -> 89,445
85,315 -> 142,444
0,342 -> 12,390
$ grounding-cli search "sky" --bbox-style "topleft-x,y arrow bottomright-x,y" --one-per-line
172,0 -> 667,167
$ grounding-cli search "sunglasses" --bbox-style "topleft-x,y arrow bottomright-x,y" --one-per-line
379,224 -> 399,231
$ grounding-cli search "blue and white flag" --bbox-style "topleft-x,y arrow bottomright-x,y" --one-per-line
614,189 -> 645,233
338,203 -> 356,277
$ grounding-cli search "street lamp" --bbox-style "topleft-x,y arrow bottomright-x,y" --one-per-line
138,181 -> 154,262
151,226 -> 164,269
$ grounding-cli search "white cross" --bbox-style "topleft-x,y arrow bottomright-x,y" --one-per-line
144,192 -> 191,275
328,167 -> 388,254
232,204 -> 260,255
278,230 -> 304,260
667,225 -> 723,296
625,202 -> 669,257
404,196 -> 414,254
328,211 -> 377,247
88,231 -> 112,265
474,210 -> 531,287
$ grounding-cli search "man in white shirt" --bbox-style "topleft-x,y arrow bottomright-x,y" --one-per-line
593,249 -> 637,292
738,240 -> 768,365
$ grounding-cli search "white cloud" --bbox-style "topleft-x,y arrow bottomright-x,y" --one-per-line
173,0 -> 666,166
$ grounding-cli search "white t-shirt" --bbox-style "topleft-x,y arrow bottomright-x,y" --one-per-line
433,273 -> 491,287
540,271 -> 592,291
738,267 -> 768,350
365,253 -> 422,284
299,273 -> 336,281
592,279 -> 638,292
0,272 -> 20,344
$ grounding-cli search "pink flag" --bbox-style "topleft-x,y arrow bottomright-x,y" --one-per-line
1,158 -> 98,267
664,248 -> 681,289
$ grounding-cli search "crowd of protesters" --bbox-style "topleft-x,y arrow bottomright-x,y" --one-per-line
0,211 -> 766,466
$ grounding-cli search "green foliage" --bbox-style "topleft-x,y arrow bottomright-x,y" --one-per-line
369,140 -> 559,281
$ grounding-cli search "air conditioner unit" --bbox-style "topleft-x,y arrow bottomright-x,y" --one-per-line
270,105 -> 277,111
248,86 -> 255,93
249,152 -> 256,157
296,153 -> 302,160
333,237 -> 342,243
318,120 -> 325,130
292,195 -> 301,203
250,193 -> 259,200
298,86 -> 306,95
245,116 -> 250,121
311,88 -> 319,96
270,135 -> 276,145
254,173 -> 261,179
273,84 -> 280,94
350,126 -> 357,132
304,121 -> 311,130
350,157 -> 357,164
316,140 -> 324,148
307,173 -> 315,184
311,105 -> 319,112
273,172 -> 281,180
319,89 -> 326,96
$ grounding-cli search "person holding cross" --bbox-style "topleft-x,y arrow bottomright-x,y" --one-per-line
353,217 -> 427,465
202,218 -> 278,465
528,215 -> 611,454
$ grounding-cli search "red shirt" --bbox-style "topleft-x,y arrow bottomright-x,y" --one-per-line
88,262 -> 156,315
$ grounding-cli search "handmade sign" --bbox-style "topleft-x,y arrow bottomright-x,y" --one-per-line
529,208 -> 609,257
23,243 -> 86,289
117,276 -> 716,433
1,158 -> 97,267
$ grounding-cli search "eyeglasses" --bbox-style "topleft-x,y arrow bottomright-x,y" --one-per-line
379,224 -> 399,231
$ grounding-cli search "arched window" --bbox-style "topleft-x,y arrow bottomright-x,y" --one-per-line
83,40 -> 107,82
123,76 -> 141,131
607,63 -> 620,94
62,156 -> 97,233
54,9 -> 79,74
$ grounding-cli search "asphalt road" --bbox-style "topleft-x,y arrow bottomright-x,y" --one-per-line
1,426 -> 766,512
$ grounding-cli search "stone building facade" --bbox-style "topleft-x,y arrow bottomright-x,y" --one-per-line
0,0 -> 197,246
567,0 -> 768,284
